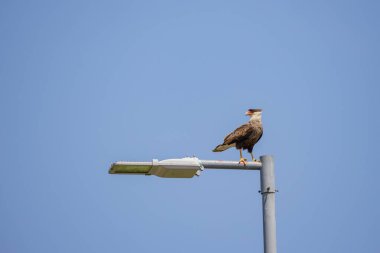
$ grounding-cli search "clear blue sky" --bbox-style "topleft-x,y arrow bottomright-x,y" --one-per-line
1,1 -> 379,252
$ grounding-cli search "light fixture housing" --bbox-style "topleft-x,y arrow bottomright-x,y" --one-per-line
109,157 -> 204,178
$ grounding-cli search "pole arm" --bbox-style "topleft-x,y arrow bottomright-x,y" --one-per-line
201,160 -> 261,170
109,158 -> 262,177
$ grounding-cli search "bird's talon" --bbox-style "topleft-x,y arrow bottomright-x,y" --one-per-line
239,158 -> 247,166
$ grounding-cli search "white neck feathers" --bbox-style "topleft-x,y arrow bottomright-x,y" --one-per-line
249,112 -> 262,123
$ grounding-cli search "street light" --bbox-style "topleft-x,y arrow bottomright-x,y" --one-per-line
109,157 -> 204,178
109,155 -> 277,253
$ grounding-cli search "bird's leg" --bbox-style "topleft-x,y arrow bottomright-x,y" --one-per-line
250,152 -> 259,162
239,149 -> 247,166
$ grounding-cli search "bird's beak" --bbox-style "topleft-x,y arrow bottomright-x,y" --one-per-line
245,111 -> 252,116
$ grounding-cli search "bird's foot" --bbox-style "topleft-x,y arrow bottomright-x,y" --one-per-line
239,158 -> 248,166
252,159 -> 260,162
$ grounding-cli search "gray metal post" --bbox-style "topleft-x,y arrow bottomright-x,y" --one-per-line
260,155 -> 277,253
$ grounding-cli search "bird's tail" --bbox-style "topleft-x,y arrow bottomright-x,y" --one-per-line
212,144 -> 233,152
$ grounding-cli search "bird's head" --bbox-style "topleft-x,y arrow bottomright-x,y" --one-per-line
245,109 -> 263,121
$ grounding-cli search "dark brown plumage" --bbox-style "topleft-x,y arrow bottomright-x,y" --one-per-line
213,109 -> 263,163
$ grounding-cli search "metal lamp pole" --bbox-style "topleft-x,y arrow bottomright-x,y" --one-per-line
260,156 -> 277,253
109,155 -> 277,253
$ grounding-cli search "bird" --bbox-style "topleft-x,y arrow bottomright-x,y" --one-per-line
212,109 -> 263,165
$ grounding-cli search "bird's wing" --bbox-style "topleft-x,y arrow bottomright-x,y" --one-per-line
256,131 -> 263,143
223,123 -> 255,145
